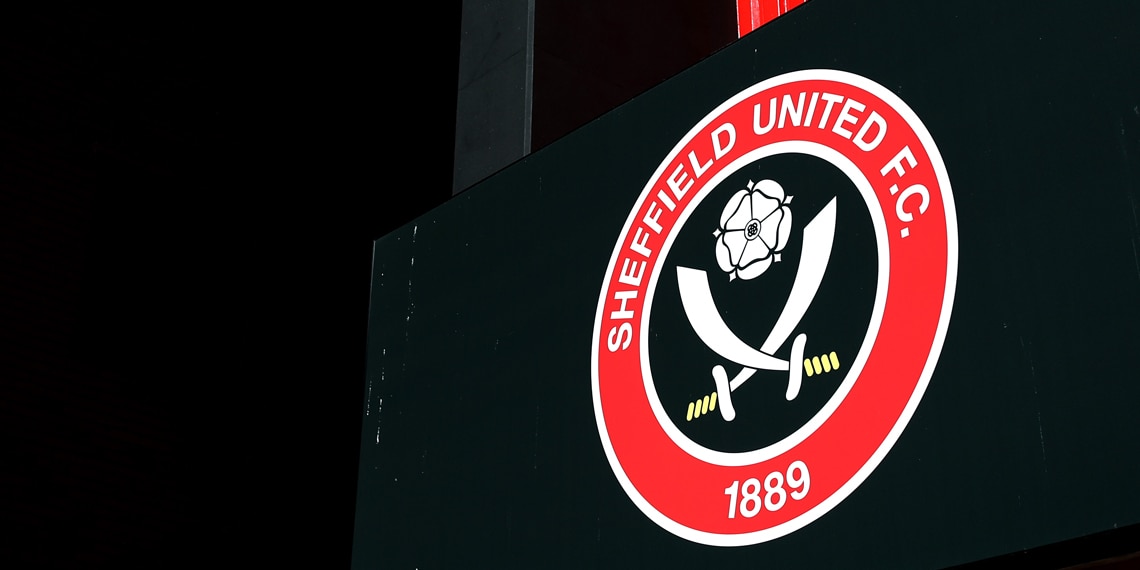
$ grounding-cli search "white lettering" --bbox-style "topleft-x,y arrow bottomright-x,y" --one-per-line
712,122 -> 736,160
618,258 -> 646,287
853,111 -> 887,151
816,93 -> 843,129
832,98 -> 865,139
804,92 -> 821,126
643,202 -> 664,234
667,164 -> 692,201
778,92 -> 807,128
753,97 -> 777,134
607,323 -> 633,352
610,290 -> 637,320
880,145 -> 918,178
688,149 -> 712,179
894,184 -> 930,223
629,227 -> 652,257
724,461 -> 810,519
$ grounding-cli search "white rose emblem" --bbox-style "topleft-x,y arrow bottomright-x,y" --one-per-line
713,179 -> 793,281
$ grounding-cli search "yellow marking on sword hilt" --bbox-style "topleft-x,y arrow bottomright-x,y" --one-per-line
685,391 -> 717,421
804,352 -> 841,377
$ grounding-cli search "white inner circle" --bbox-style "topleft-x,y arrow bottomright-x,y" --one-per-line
744,219 -> 761,240
640,140 -> 891,467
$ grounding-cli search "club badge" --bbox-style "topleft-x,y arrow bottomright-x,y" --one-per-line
591,69 -> 958,546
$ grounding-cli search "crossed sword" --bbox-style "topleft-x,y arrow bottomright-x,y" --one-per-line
676,197 -> 838,422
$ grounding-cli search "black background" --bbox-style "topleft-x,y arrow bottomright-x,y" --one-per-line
6,2 -> 1140,569
0,3 -> 740,569
0,6 -> 457,568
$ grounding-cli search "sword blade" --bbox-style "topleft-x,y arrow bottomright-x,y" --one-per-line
759,197 -> 837,355
674,197 -> 838,395
676,267 -> 788,372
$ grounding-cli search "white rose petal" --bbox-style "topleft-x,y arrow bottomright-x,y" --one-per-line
713,179 -> 793,281
738,238 -> 771,267
720,189 -> 749,229
715,233 -> 735,272
759,207 -> 783,249
755,179 -> 785,202
723,230 -> 747,266
750,191 -> 781,222
776,206 -> 793,250
737,256 -> 773,280
726,196 -> 753,231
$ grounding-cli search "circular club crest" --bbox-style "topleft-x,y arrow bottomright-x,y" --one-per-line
591,70 -> 958,546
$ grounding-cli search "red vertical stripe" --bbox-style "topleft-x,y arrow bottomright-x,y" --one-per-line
735,0 -> 752,37
736,0 -> 809,37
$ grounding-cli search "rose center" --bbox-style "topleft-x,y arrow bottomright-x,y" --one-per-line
744,219 -> 761,240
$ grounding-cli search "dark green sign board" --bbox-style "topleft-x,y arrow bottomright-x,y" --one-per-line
353,0 -> 1140,567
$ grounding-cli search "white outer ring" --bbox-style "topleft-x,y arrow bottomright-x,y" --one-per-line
590,69 -> 959,546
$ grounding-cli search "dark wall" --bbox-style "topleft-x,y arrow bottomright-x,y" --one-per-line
10,2 -> 1137,568
453,1 -> 738,193
356,0 -> 1140,568
532,3 -> 736,150
0,3 -> 738,567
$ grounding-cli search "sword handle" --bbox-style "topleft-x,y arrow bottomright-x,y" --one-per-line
684,350 -> 842,422
685,391 -> 718,421
803,352 -> 841,377
786,333 -> 807,400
